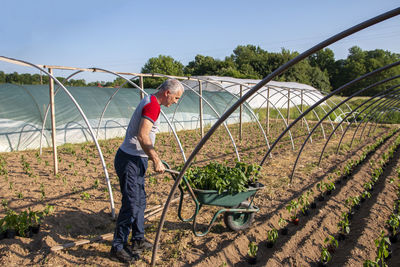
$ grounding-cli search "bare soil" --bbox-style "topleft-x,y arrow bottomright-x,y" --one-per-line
0,121 -> 399,266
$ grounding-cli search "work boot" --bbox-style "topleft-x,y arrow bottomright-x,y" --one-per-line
110,246 -> 136,263
132,238 -> 153,253
124,244 -> 140,260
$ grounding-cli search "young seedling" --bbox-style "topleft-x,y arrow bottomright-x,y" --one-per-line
325,182 -> 335,195
247,241 -> 258,264
0,155 -> 8,176
386,213 -> 400,237
337,212 -> 350,240
286,200 -> 299,224
374,230 -> 391,266
320,247 -> 332,265
361,190 -> 371,201
278,216 -> 288,235
81,192 -> 91,201
40,183 -> 46,200
363,259 -> 379,267
324,235 -> 338,254
316,181 -> 327,201
298,191 -> 312,215
345,196 -> 360,215
266,228 -> 278,248
363,181 -> 374,192
94,179 -> 100,189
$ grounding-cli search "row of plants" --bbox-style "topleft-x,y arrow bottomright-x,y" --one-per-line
285,128 -> 398,234
0,154 -> 7,176
319,128 -> 400,266
0,203 -> 54,239
243,128 -> 400,265
363,166 -> 400,267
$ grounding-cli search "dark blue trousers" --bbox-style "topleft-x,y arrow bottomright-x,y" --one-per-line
112,148 -> 148,251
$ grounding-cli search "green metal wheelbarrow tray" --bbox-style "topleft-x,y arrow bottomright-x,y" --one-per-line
163,162 -> 264,237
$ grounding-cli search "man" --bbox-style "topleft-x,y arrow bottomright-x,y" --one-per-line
110,79 -> 184,263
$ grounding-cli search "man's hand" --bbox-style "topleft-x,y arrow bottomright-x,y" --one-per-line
153,158 -> 165,173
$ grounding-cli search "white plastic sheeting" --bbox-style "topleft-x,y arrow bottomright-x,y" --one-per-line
191,76 -> 326,108
0,83 -> 253,152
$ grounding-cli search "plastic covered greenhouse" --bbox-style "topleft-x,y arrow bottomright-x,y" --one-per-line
0,77 -> 328,152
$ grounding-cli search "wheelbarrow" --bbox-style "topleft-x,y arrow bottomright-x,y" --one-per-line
163,162 -> 264,237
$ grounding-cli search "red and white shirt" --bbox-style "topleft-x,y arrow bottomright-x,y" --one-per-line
120,95 -> 161,157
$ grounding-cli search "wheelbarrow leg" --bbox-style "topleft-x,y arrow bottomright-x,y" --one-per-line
192,208 -> 227,237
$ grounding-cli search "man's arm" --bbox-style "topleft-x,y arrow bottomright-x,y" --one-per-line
137,118 -> 165,173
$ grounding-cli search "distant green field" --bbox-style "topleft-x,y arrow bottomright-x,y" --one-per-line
254,96 -> 400,124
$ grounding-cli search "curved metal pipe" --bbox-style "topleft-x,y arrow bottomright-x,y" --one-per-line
163,78 -> 241,161
341,92 -> 398,155
87,68 -> 187,162
318,77 -> 400,165
63,121 -> 90,143
252,85 -> 329,138
377,102 -> 400,125
356,97 -> 400,142
328,95 -> 353,127
16,123 -> 43,151
290,73 -> 400,182
95,77 -> 138,138
350,89 -> 400,147
305,90 -> 343,134
368,91 -> 400,136
336,94 -> 396,154
103,119 -> 128,140
318,95 -> 391,166
263,59 -> 400,184
248,87 -> 299,148
187,78 -> 271,152
0,56 -> 117,219
335,79 -> 400,153
151,8 -> 400,265
365,94 -> 400,138
39,70 -> 84,154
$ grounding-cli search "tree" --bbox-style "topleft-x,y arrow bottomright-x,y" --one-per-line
0,71 -> 5,83
307,67 -> 331,93
309,48 -> 336,85
229,45 -> 269,78
141,55 -> 184,88
332,46 -> 400,96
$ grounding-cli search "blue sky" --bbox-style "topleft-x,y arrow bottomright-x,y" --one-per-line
1,0 -> 399,82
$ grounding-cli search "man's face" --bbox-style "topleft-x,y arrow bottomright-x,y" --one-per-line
165,90 -> 183,107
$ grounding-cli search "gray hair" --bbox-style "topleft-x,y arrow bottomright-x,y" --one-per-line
158,79 -> 184,94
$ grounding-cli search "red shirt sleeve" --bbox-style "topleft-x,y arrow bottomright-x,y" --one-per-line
141,95 -> 160,123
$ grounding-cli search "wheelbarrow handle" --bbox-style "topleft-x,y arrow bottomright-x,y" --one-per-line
165,168 -> 180,175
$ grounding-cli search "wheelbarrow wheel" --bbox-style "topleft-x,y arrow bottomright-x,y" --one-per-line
224,201 -> 255,231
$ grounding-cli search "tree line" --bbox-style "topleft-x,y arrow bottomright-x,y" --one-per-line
1,45 -> 399,96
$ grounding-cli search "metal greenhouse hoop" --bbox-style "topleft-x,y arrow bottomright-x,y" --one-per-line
317,78 -> 400,166
333,79 -> 400,154
39,70 -> 84,154
151,8 -> 400,265
287,63 -> 400,183
154,75 -> 241,161
86,68 -> 188,162
0,56 -> 117,219
348,84 -> 400,148
184,77 -> 271,154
